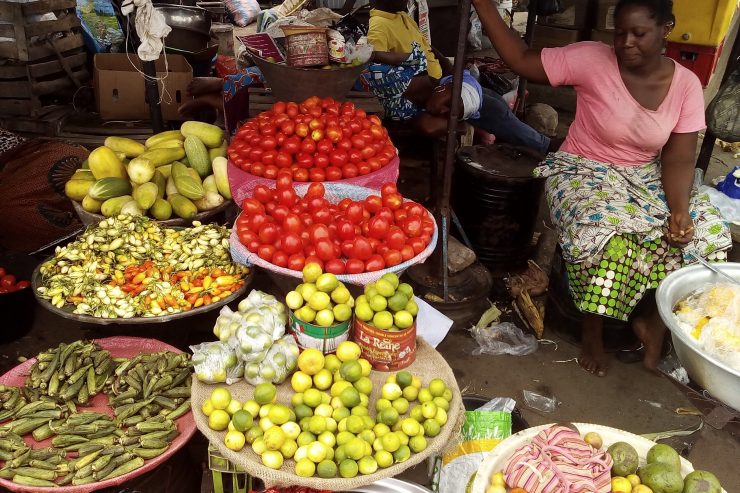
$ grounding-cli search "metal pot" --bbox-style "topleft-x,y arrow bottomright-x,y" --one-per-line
656,262 -> 740,411
156,4 -> 212,52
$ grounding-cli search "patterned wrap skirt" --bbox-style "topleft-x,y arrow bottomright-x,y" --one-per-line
534,152 -> 732,321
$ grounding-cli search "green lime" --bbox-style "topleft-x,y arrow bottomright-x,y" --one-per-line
375,279 -> 395,297
393,444 -> 411,463
339,459 -> 359,478
362,415 -> 375,430
297,431 -> 316,447
429,378 -> 447,397
400,418 -> 420,437
333,303 -> 352,322
387,293 -> 409,312
245,426 -> 263,444
433,396 -> 449,411
332,406 -> 351,422
345,437 -> 367,460
369,294 -> 388,312
442,388 -> 453,402
380,432 -> 400,453
317,460 -> 337,478
376,398 -> 392,412
303,388 -> 323,408
395,371 -> 413,389
409,405 -> 423,422
375,450 -> 394,468
421,401 -> 437,419
403,385 -> 419,401
318,431 -> 336,449
308,415 -> 327,435
364,283 -> 377,298
397,283 -> 414,300
340,360 -> 363,383
378,407 -> 399,426
372,311 -> 394,330
381,272 -> 400,289
358,456 -> 378,475
295,458 -> 316,477
354,303 -> 374,322
267,404 -> 291,425
353,376 -> 373,395
231,410 -> 253,432
336,430 -> 355,446
294,403 -> 313,421
334,445 -> 348,463
291,393 -> 304,408
346,415 -> 366,434
393,310 -> 414,329
280,439 -> 297,459
340,386 -> 361,408
253,383 -> 277,406
409,434 -> 427,453
418,388 -> 433,403
359,429 -> 376,444
373,423 -> 391,437
307,441 -> 328,462
351,405 -> 369,417
392,398 -> 409,415
423,419 -> 441,437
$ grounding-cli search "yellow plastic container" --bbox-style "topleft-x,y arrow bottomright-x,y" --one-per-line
668,0 -> 737,47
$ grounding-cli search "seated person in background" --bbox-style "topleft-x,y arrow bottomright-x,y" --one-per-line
365,0 -> 554,154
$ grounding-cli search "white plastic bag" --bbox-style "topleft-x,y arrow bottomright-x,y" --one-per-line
471,322 -> 538,356
190,341 -> 243,384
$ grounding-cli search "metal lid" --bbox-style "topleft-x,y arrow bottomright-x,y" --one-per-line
457,144 -> 544,179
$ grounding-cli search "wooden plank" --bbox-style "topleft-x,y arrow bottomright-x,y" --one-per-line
28,51 -> 86,78
0,99 -> 34,115
22,0 -> 77,16
32,67 -> 87,95
24,15 -> 79,37
0,80 -> 32,97
0,64 -> 26,79
0,41 -> 17,59
0,3 -> 17,23
26,32 -> 83,61
0,22 -> 12,38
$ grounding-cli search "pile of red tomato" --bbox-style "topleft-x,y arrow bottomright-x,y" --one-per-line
0,267 -> 29,294
236,177 -> 435,274
227,96 -> 397,182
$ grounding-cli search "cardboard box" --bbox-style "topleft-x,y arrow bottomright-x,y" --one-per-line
596,0 -> 618,31
538,0 -> 594,30
532,25 -> 585,50
94,53 -> 193,121
591,28 -> 614,46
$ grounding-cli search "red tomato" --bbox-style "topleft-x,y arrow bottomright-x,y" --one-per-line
368,114 -> 382,126
386,226 -> 407,250
264,165 -> 278,179
241,198 -> 265,215
293,168 -> 309,182
348,120 -> 362,134
251,163 -> 265,177
257,244 -> 276,262
309,169 -> 326,182
249,213 -> 270,232
15,280 -> 30,290
258,223 -> 280,244
314,238 -> 335,261
337,139 -> 353,152
314,154 -> 330,169
238,229 -> 257,247
346,258 -> 364,274
272,101 -> 286,114
316,139 -> 333,155
364,196 -> 382,213
341,164 -> 358,178
346,203 -> 365,224
324,258 -> 345,275
338,198 -> 352,210
402,217 -> 423,237
348,149 -> 363,164
253,185 -> 273,204
380,183 -> 398,197
368,216 -> 390,240
352,237 -> 373,261
335,219 -> 356,241
326,126 -> 342,143
365,254 -> 385,272
407,237 -> 426,255
360,146 -> 376,160
271,205 -> 289,223
306,182 -> 325,199
421,218 -> 435,236
287,253 -> 306,271
280,121 -> 295,136
276,188 -> 298,207
325,166 -> 343,181
295,123 -> 309,138
249,148 -> 264,162
369,125 -> 384,140
296,153 -> 314,169
260,136 -> 277,151
351,135 -> 366,149
275,152 -> 293,168
383,250 -> 403,267
260,125 -> 277,137
394,208 -> 408,223
357,163 -> 371,175
281,233 -> 303,255
300,138 -> 317,155
311,129 -> 324,142
261,150 -> 277,166
308,223 -> 331,244
329,150 -> 348,167
382,192 -> 403,210
282,136 -> 301,155
405,202 -> 426,218
367,158 -> 382,172
400,244 -> 415,261
283,213 -> 302,234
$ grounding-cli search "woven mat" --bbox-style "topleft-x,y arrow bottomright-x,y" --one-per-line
191,338 -> 464,490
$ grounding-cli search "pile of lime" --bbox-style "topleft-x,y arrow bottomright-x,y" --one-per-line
354,273 -> 418,331
201,341 -> 453,478
286,264 -> 354,327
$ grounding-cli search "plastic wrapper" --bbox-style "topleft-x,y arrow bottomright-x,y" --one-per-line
471,321 -> 538,356
244,335 -> 300,385
328,29 -> 348,63
190,341 -> 243,384
224,0 -> 261,27
331,13 -> 368,44
431,398 -> 512,493
673,283 -> 740,371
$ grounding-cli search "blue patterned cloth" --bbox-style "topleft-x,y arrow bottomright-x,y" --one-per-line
361,42 -> 428,121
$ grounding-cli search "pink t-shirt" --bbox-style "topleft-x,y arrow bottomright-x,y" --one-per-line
541,42 -> 706,166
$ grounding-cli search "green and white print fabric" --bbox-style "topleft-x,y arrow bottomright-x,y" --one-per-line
535,151 -> 732,320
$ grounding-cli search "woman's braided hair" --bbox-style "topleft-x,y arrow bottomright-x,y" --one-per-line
614,0 -> 676,25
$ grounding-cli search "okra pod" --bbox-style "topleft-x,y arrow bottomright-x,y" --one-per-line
109,388 -> 138,405
114,398 -> 153,422
58,473 -> 73,485
153,395 -> 177,410
2,389 -> 20,410
12,417 -> 51,436
139,437 -> 168,449
25,409 -> 63,420
33,419 -> 65,441
135,419 -> 173,434
75,442 -> 105,457
162,386 -> 190,399
71,474 -> 96,486
0,449 -> 13,461
130,445 -> 169,459
67,364 -> 92,387
90,453 -> 113,472
101,456 -> 144,481
9,448 -> 30,468
93,452 -> 134,480
86,366 -> 96,396
28,447 -> 64,460
12,474 -> 59,487
164,399 -> 190,421
99,445 -> 125,456
123,375 -> 142,392
60,377 -> 85,402
72,450 -> 101,471
77,384 -> 89,405
38,351 -> 60,384
51,434 -> 88,447
29,458 -> 61,470
15,400 -> 56,418
121,415 -> 144,427
0,467 -> 14,479
13,466 -> 56,481
65,411 -> 103,427
152,374 -> 173,393
48,371 -> 61,396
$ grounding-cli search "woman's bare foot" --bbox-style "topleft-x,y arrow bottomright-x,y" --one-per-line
632,313 -> 666,373
579,314 -> 609,377
187,77 -> 224,97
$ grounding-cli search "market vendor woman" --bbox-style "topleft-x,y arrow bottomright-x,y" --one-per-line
472,0 -> 732,376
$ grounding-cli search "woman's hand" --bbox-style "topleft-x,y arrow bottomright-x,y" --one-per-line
667,210 -> 694,247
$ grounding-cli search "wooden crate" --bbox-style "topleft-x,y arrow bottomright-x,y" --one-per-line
246,88 -> 385,118
0,48 -> 88,116
0,0 -> 84,62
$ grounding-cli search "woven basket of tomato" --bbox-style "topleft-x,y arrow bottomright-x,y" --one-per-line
227,97 -> 400,205
229,178 -> 437,286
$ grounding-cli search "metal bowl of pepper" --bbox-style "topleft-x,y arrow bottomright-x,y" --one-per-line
31,216 -> 253,325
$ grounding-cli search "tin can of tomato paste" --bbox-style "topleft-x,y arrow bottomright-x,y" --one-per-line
352,318 -> 416,371
281,26 -> 329,67
289,310 -> 351,354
